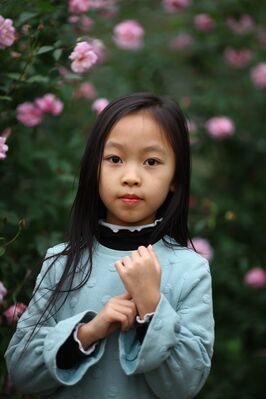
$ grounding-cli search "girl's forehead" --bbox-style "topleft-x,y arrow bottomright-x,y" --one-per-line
104,112 -> 172,150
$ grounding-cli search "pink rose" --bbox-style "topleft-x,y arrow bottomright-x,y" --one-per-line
188,237 -> 214,261
35,93 -> 63,115
4,303 -> 27,324
0,281 -> 7,301
224,48 -> 252,68
16,102 -> 43,127
89,38 -> 106,63
68,0 -> 90,13
205,116 -> 235,139
0,136 -> 9,160
244,267 -> 266,288
87,0 -> 115,8
92,98 -> 109,114
99,7 -> 118,21
80,15 -> 94,31
250,63 -> 266,88
68,15 -> 79,24
227,14 -> 255,34
75,82 -> 97,99
113,20 -> 144,50
194,14 -> 215,32
163,0 -> 190,13
68,15 -> 94,33
69,41 -> 98,73
169,33 -> 193,50
0,15 -> 16,49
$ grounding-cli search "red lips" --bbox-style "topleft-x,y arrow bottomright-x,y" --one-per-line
120,194 -> 141,199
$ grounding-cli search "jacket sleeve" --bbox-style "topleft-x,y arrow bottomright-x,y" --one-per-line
4,248 -> 106,396
119,259 -> 214,399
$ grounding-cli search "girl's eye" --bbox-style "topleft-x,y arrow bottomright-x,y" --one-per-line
145,158 -> 160,166
106,155 -> 122,164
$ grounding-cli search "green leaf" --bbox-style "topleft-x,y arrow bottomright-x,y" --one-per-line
6,73 -> 21,80
27,75 -> 49,83
53,48 -> 63,61
17,12 -> 39,26
0,96 -> 12,101
0,247 -> 5,256
36,46 -> 55,55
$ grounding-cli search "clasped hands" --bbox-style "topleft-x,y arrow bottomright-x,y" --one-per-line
115,244 -> 161,320
77,245 -> 161,348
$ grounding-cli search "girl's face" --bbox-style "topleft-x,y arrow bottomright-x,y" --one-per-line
99,111 -> 176,226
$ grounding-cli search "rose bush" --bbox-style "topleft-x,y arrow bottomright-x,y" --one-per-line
0,0 -> 266,398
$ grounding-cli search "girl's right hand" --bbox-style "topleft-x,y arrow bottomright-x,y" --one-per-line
77,292 -> 137,350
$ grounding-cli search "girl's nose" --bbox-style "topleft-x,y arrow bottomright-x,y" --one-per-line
121,166 -> 141,186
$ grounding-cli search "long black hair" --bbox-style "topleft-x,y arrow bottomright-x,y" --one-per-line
29,92 -> 192,329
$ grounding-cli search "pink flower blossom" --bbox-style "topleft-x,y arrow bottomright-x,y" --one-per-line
0,15 -> 16,49
68,15 -> 94,32
92,98 -> 109,114
68,0 -> 90,13
0,281 -> 7,301
227,14 -> 255,34
58,66 -> 70,76
188,237 -> 214,261
90,38 -> 106,63
88,0 -> 116,8
16,102 -> 43,127
113,20 -> 144,50
205,116 -> 235,139
224,48 -> 252,69
69,41 -> 98,73
35,93 -> 63,115
80,15 -> 94,31
244,267 -> 266,288
68,15 -> 79,24
0,128 -> 11,159
250,63 -> 266,88
194,14 -> 215,32
4,303 -> 27,324
0,136 -> 9,160
99,6 -> 118,21
69,0 -> 114,13
75,82 -> 97,99
169,33 -> 193,50
163,0 -> 190,13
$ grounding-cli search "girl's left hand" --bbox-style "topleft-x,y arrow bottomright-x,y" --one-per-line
115,245 -> 161,319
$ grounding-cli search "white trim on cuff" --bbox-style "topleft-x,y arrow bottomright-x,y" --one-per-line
136,312 -> 155,324
73,323 -> 97,355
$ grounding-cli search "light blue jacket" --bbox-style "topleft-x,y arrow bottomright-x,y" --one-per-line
5,237 -> 214,399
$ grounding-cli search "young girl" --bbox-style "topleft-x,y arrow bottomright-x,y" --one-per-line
5,92 -> 214,399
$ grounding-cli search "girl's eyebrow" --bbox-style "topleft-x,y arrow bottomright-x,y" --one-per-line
105,140 -> 167,156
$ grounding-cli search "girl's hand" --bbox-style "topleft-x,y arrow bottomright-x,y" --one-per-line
115,245 -> 161,319
77,292 -> 137,349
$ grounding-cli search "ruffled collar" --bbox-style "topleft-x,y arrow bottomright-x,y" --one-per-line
98,218 -> 163,250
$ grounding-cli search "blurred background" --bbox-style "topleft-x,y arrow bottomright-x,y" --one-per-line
0,0 -> 266,398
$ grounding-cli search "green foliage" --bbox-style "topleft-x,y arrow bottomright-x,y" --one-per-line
0,0 -> 266,398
